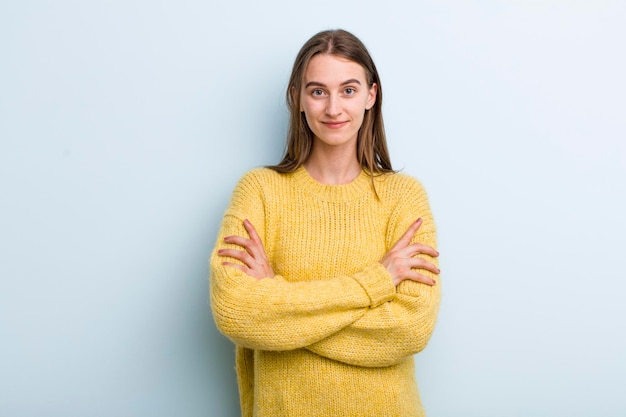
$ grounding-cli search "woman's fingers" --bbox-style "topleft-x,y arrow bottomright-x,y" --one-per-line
391,219 -> 439,257
402,270 -> 437,286
221,260 -> 248,274
218,248 -> 255,266
224,236 -> 262,261
219,220 -> 275,279
244,219 -> 271,262
222,220 -> 268,260
243,219 -> 261,245
384,255 -> 439,286
382,218 -> 440,286
223,235 -> 254,254
399,242 -> 439,259
390,218 -> 423,251
405,257 -> 440,276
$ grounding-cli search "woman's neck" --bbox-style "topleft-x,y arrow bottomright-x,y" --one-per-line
303,146 -> 361,185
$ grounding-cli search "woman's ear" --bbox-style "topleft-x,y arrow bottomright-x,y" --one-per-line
366,83 -> 377,110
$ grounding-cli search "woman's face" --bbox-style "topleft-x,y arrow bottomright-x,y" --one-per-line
300,54 -> 377,151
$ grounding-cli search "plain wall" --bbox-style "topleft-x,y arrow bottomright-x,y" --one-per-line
1,1 -> 625,416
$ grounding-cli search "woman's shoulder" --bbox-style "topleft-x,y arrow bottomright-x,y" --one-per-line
375,171 -> 428,198
376,172 -> 434,228
235,167 -> 291,191
239,167 -> 288,181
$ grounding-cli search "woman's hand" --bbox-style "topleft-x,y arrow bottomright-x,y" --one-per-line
380,218 -> 440,286
218,219 -> 275,280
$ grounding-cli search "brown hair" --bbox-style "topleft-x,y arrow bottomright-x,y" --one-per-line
268,29 -> 394,175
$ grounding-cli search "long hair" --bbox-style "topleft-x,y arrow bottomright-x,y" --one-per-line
268,29 -> 394,176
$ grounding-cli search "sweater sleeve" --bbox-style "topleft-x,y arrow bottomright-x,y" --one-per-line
304,179 -> 441,367
209,171 -> 397,351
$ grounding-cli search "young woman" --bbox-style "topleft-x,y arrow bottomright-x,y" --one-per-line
210,29 -> 440,417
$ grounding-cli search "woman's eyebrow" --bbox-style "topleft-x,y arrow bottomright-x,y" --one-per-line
304,79 -> 362,88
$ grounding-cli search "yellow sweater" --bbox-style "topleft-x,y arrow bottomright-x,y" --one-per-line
210,166 -> 440,417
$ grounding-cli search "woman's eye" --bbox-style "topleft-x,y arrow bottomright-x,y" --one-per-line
312,89 -> 324,96
345,87 -> 355,95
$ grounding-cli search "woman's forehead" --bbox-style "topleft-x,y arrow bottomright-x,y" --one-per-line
303,54 -> 367,85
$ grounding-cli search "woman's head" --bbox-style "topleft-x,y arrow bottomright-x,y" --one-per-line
270,29 -> 393,174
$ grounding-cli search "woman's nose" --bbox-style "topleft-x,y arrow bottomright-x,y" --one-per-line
325,95 -> 342,117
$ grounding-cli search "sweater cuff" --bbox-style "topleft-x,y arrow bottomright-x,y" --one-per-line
352,263 -> 396,308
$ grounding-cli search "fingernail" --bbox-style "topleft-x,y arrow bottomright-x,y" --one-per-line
431,279 -> 437,285
415,218 -> 422,223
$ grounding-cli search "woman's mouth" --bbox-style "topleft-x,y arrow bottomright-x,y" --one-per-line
322,121 -> 348,129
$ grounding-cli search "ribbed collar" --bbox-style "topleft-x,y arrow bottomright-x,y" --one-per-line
290,166 -> 374,203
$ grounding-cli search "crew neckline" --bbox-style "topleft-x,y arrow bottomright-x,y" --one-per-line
291,166 -> 373,202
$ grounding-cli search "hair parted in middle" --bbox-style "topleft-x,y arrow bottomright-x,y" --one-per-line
268,29 -> 394,176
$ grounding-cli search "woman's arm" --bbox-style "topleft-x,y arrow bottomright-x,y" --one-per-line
305,231 -> 440,367
210,172 -> 398,351
305,181 -> 441,367
211,171 -> 441,364
220,216 -> 440,367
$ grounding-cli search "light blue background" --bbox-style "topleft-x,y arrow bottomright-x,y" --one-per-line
1,1 -> 625,416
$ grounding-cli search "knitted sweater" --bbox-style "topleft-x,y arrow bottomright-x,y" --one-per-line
210,166 -> 440,417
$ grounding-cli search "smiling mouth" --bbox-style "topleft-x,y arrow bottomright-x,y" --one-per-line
322,121 -> 348,129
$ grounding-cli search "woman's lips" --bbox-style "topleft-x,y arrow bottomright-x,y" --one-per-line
322,121 -> 348,129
